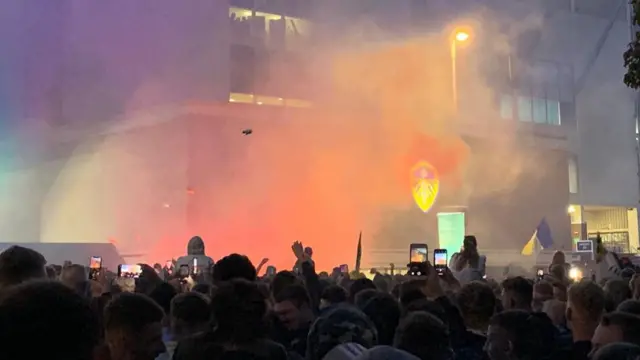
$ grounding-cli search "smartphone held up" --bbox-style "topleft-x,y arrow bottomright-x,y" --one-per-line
433,249 -> 448,276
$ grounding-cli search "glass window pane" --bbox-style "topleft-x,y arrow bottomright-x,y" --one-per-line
568,157 -> 578,193
517,96 -> 532,122
532,98 -> 547,123
547,100 -> 561,125
500,94 -> 513,119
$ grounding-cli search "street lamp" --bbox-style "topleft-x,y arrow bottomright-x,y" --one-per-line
451,30 -> 471,114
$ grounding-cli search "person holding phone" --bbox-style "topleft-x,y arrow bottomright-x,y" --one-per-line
449,235 -> 486,284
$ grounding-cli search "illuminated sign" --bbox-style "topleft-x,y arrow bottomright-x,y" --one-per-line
411,161 -> 440,213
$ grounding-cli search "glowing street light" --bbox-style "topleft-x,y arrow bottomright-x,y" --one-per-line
451,28 -> 472,115
455,31 -> 470,42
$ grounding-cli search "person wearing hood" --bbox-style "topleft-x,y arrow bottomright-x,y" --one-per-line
175,236 -> 214,275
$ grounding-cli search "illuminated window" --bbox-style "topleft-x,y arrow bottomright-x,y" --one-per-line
229,7 -> 310,49
568,157 -> 578,193
517,96 -> 532,122
532,98 -> 547,124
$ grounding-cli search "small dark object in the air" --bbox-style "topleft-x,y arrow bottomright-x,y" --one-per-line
242,129 -> 253,135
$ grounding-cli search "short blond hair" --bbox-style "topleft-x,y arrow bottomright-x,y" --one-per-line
568,280 -> 605,322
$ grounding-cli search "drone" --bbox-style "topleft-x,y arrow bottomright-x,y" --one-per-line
242,128 -> 253,135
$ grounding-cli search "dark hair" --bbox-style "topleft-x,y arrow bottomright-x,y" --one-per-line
489,310 -> 558,360
501,276 -> 534,308
211,279 -> 267,343
0,246 -> 46,287
192,283 -> 212,296
601,312 -> 640,344
617,299 -> 640,315
354,289 -> 379,310
592,343 -> 640,360
271,270 -> 301,298
0,280 -> 99,360
212,254 -> 257,283
274,284 -> 311,308
394,311 -> 451,359
402,298 -> 447,325
171,292 -> 211,326
361,293 -> 400,346
349,278 -> 377,303
320,284 -> 348,305
148,282 -> 178,315
604,279 -> 632,313
455,235 -> 480,271
104,292 -> 165,332
399,280 -> 426,308
457,281 -> 496,327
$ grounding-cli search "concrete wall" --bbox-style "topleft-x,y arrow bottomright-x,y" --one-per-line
535,11 -> 639,207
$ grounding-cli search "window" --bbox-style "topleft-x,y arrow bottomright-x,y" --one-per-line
532,97 -> 547,123
517,96 -> 532,122
500,95 -> 513,119
568,157 -> 578,194
547,100 -> 561,125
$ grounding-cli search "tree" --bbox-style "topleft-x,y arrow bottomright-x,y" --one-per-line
624,0 -> 640,89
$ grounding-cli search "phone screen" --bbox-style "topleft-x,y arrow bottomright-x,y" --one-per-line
266,265 -> 276,276
118,264 -> 142,278
89,256 -> 102,281
339,264 -> 349,274
90,256 -> 102,269
410,244 -> 428,263
434,250 -> 448,270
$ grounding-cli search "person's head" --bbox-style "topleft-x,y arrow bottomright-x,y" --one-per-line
187,235 -> 205,255
349,278 -> 377,303
0,280 -> 99,360
212,254 -> 256,283
148,282 -> 178,322
457,281 -> 496,331
551,251 -> 566,265
399,280 -> 426,308
485,310 -> 557,360
402,298 -> 447,325
320,284 -> 348,309
307,306 -> 378,360
170,292 -> 211,339
591,312 -> 640,356
532,281 -> 554,312
191,283 -> 212,296
501,277 -> 533,311
394,311 -> 452,360
604,279 -> 632,312
0,246 -> 46,288
361,292 -> 400,346
354,288 -> 379,309
273,283 -> 314,330
591,343 -> 640,360
211,279 -> 267,343
271,270 -> 301,298
104,293 -> 166,360
567,280 -> 606,330
617,299 -> 640,315
60,264 -> 91,297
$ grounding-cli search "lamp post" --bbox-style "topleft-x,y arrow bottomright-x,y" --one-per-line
451,30 -> 470,114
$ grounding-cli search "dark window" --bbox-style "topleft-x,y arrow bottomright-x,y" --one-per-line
230,44 -> 256,93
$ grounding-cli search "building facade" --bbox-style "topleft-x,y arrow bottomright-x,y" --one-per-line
0,0 -> 636,266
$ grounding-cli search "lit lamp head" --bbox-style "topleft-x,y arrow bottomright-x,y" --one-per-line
569,266 -> 583,281
455,31 -> 470,42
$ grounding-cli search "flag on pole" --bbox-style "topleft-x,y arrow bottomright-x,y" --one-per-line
355,231 -> 362,273
521,218 -> 554,256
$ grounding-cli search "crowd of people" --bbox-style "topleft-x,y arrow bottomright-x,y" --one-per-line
0,235 -> 640,360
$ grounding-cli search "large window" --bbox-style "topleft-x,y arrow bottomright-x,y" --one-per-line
568,156 -> 578,194
229,7 -> 309,49
500,94 -> 561,125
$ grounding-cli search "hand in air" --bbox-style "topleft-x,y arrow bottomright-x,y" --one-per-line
260,258 -> 269,265
291,241 -> 304,259
424,261 -> 445,299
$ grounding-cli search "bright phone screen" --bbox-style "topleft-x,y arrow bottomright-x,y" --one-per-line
410,247 -> 428,262
434,251 -> 447,266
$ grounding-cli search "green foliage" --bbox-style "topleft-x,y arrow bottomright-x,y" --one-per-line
624,0 -> 640,89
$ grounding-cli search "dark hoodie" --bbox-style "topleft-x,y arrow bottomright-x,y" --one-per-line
175,236 -> 214,273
